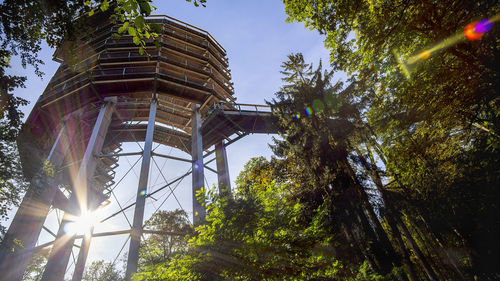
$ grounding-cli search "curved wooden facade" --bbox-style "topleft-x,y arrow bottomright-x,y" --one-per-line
19,15 -> 235,192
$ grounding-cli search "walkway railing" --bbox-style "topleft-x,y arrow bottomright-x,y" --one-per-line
229,103 -> 272,113
208,102 -> 272,117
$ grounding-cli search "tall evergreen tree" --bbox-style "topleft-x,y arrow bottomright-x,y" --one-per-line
283,0 -> 500,279
270,54 -> 404,277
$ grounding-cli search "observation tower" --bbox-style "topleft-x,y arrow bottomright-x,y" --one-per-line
0,14 -> 276,281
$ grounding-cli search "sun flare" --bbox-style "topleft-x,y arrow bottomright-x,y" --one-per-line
64,210 -> 99,236
63,199 -> 110,236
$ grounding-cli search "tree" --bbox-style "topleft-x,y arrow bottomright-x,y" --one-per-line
21,248 -> 49,281
0,51 -> 28,236
282,0 -> 499,279
139,209 -> 192,269
269,53 -> 405,278
82,260 -> 123,281
133,158 -> 369,281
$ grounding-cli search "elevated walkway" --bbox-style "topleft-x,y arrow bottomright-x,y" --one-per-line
201,103 -> 278,148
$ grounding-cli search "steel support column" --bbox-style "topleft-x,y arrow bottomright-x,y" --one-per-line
41,97 -> 117,281
71,227 -> 93,281
125,98 -> 157,280
0,125 -> 69,281
215,140 -> 231,195
191,104 -> 205,225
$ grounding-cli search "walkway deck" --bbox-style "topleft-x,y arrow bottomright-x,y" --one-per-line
201,103 -> 278,148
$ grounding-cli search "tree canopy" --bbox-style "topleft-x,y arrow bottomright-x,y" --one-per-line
134,0 -> 499,278
82,260 -> 123,281
139,209 -> 193,269
133,156 -> 376,281
281,0 -> 499,279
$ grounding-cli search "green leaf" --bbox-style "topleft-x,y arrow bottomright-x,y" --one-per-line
151,23 -> 162,33
133,36 -> 141,45
89,9 -> 95,16
134,16 -> 145,29
128,27 -> 137,36
100,0 -> 109,11
138,0 -> 152,15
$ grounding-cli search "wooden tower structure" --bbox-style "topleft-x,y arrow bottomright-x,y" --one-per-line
0,14 -> 276,281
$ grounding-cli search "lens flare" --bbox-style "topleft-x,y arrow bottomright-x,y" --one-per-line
465,19 -> 493,40
324,93 -> 337,109
304,107 -> 313,116
407,49 -> 431,65
193,162 -> 200,170
139,189 -> 147,196
395,13 -> 499,78
475,19 -> 493,33
62,201 -> 110,236
64,210 -> 98,236
465,22 -> 482,40
295,113 -> 301,119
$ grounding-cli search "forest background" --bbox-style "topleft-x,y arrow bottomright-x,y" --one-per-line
0,0 -> 499,281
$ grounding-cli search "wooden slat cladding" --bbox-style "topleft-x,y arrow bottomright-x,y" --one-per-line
20,15 -> 235,190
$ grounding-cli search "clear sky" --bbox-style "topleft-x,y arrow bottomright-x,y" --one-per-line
7,0 -> 335,273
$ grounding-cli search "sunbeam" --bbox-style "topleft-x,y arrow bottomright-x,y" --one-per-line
395,13 -> 499,78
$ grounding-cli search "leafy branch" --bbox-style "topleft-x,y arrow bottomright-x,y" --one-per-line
84,0 -> 207,55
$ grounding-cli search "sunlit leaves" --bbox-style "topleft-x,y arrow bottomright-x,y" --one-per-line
139,210 -> 193,269
185,0 -> 207,8
117,21 -> 129,33
105,0 -> 207,53
100,0 -> 109,11
283,0 -> 500,277
84,0 -> 157,54
135,15 -> 145,29
82,260 -> 123,280
135,157 -> 361,280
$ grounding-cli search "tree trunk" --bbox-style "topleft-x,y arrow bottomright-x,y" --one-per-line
353,149 -> 414,281
342,155 -> 401,273
343,220 -> 378,270
386,215 -> 419,281
417,215 -> 467,280
396,216 -> 439,281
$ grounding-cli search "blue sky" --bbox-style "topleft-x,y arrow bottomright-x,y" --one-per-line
10,0 -> 332,186
8,0 -> 337,270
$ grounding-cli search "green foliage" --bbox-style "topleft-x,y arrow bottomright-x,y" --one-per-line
139,209 -> 193,268
283,0 -> 500,279
82,260 -> 123,281
135,157 -> 403,280
354,261 -> 384,281
21,248 -> 49,281
269,53 -> 403,277
185,0 -> 207,8
99,0 -> 158,54
135,164 -> 356,280
84,0 -> 208,53
0,49 -> 28,236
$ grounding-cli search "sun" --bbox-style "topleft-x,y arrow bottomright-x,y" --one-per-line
64,210 -> 100,236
